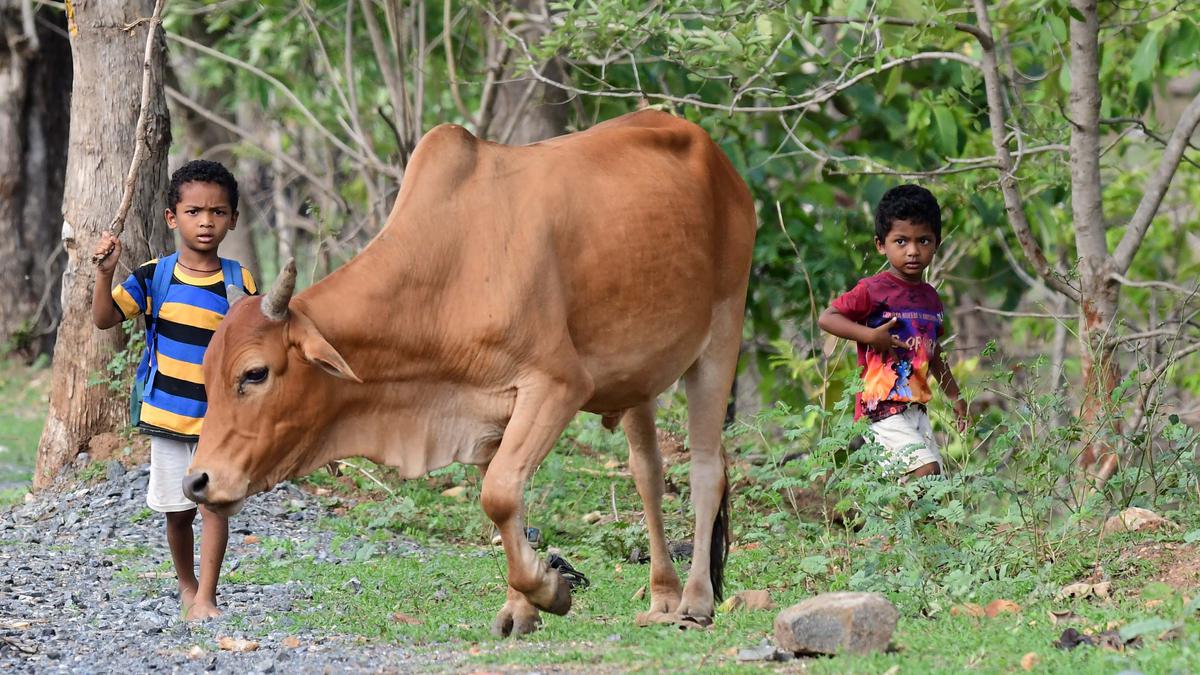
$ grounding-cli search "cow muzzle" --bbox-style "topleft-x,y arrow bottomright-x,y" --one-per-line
182,471 -> 210,503
182,471 -> 247,516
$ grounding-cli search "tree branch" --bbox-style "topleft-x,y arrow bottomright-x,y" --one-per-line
1108,271 -> 1200,296
164,86 -> 347,211
811,15 -> 993,50
1101,116 -> 1200,169
358,0 -> 411,168
487,9 -> 979,114
970,0 -> 1080,302
165,31 -> 399,179
970,306 -> 1074,320
440,0 -> 476,126
94,0 -> 166,265
1111,328 -> 1195,347
1113,89 -> 1200,273
298,0 -> 368,151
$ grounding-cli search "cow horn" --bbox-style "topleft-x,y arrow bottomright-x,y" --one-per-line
226,283 -> 247,308
261,259 -> 296,321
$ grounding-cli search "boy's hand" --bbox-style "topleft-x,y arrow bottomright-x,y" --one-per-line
952,398 -> 969,433
866,317 -> 904,353
93,231 -> 121,273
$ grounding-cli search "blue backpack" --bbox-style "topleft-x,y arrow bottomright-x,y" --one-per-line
129,253 -> 242,427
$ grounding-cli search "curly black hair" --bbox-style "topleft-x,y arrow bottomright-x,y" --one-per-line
167,160 -> 239,212
874,184 -> 941,243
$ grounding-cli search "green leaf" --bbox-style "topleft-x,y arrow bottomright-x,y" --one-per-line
1130,31 -> 1162,84
1119,618 -> 1176,642
1184,529 -> 1200,544
933,105 -> 958,156
1046,14 -> 1067,43
798,555 -> 831,575
882,65 -> 904,103
1067,6 -> 1085,22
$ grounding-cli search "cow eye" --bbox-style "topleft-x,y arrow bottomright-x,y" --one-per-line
242,367 -> 268,384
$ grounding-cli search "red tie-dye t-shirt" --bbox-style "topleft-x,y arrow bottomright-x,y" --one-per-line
831,271 -> 945,422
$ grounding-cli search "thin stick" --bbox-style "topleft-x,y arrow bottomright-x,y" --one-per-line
610,481 -> 619,521
340,459 -> 396,496
93,0 -> 166,265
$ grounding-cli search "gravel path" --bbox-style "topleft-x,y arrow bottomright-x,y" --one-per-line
0,459 -> 463,674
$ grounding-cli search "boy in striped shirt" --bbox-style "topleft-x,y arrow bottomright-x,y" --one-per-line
92,160 -> 256,621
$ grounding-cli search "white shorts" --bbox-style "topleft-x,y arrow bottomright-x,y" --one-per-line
868,406 -> 943,475
147,436 -> 199,513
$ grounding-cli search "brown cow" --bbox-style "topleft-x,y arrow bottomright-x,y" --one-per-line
185,110 -> 756,635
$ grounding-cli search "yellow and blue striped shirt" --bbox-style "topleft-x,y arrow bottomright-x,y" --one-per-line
113,259 -> 257,441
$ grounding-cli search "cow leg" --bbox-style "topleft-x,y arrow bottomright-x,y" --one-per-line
477,463 -> 543,636
623,400 -> 684,625
481,378 -> 590,635
675,309 -> 740,623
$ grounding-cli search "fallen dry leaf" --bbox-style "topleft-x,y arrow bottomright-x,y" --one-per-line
732,589 -> 775,610
985,599 -> 1022,618
1048,609 -> 1081,625
951,603 -> 986,618
440,485 -> 467,500
582,511 -> 603,524
242,535 -> 260,545
187,645 -> 204,660
1058,581 -> 1113,601
392,612 -> 423,625
217,636 -> 259,653
631,585 -> 646,601
1059,582 -> 1093,600
1020,652 -> 1040,670
281,636 -> 301,649
1144,599 -> 1164,609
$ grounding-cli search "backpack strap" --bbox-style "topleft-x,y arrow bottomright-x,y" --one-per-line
139,251 -> 178,394
220,257 -> 243,295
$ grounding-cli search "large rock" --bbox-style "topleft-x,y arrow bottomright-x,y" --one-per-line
774,592 -> 898,656
1102,507 -> 1172,536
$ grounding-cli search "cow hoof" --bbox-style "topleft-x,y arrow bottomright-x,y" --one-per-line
635,611 -> 712,630
676,614 -> 714,630
491,604 -> 541,638
531,571 -> 572,616
635,610 -> 680,627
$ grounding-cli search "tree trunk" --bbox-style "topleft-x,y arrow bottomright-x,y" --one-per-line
0,0 -> 38,356
484,0 -> 567,144
1068,0 -> 1120,482
18,8 -> 71,357
35,0 -> 171,489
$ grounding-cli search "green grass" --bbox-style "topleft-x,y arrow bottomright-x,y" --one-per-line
225,530 -> 1200,672
0,356 -> 50,486
4,354 -> 1199,671
237,411 -> 1200,673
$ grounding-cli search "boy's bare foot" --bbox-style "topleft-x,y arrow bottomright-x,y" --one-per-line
185,599 -> 222,621
180,581 -> 198,613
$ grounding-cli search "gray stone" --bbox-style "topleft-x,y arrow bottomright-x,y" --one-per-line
106,461 -> 126,482
774,592 -> 898,656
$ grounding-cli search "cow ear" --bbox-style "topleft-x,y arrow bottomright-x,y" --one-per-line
288,311 -> 363,383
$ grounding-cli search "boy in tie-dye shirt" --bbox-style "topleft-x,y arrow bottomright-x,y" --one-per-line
819,185 -> 968,479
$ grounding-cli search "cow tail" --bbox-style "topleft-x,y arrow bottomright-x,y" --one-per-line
709,454 -> 731,602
